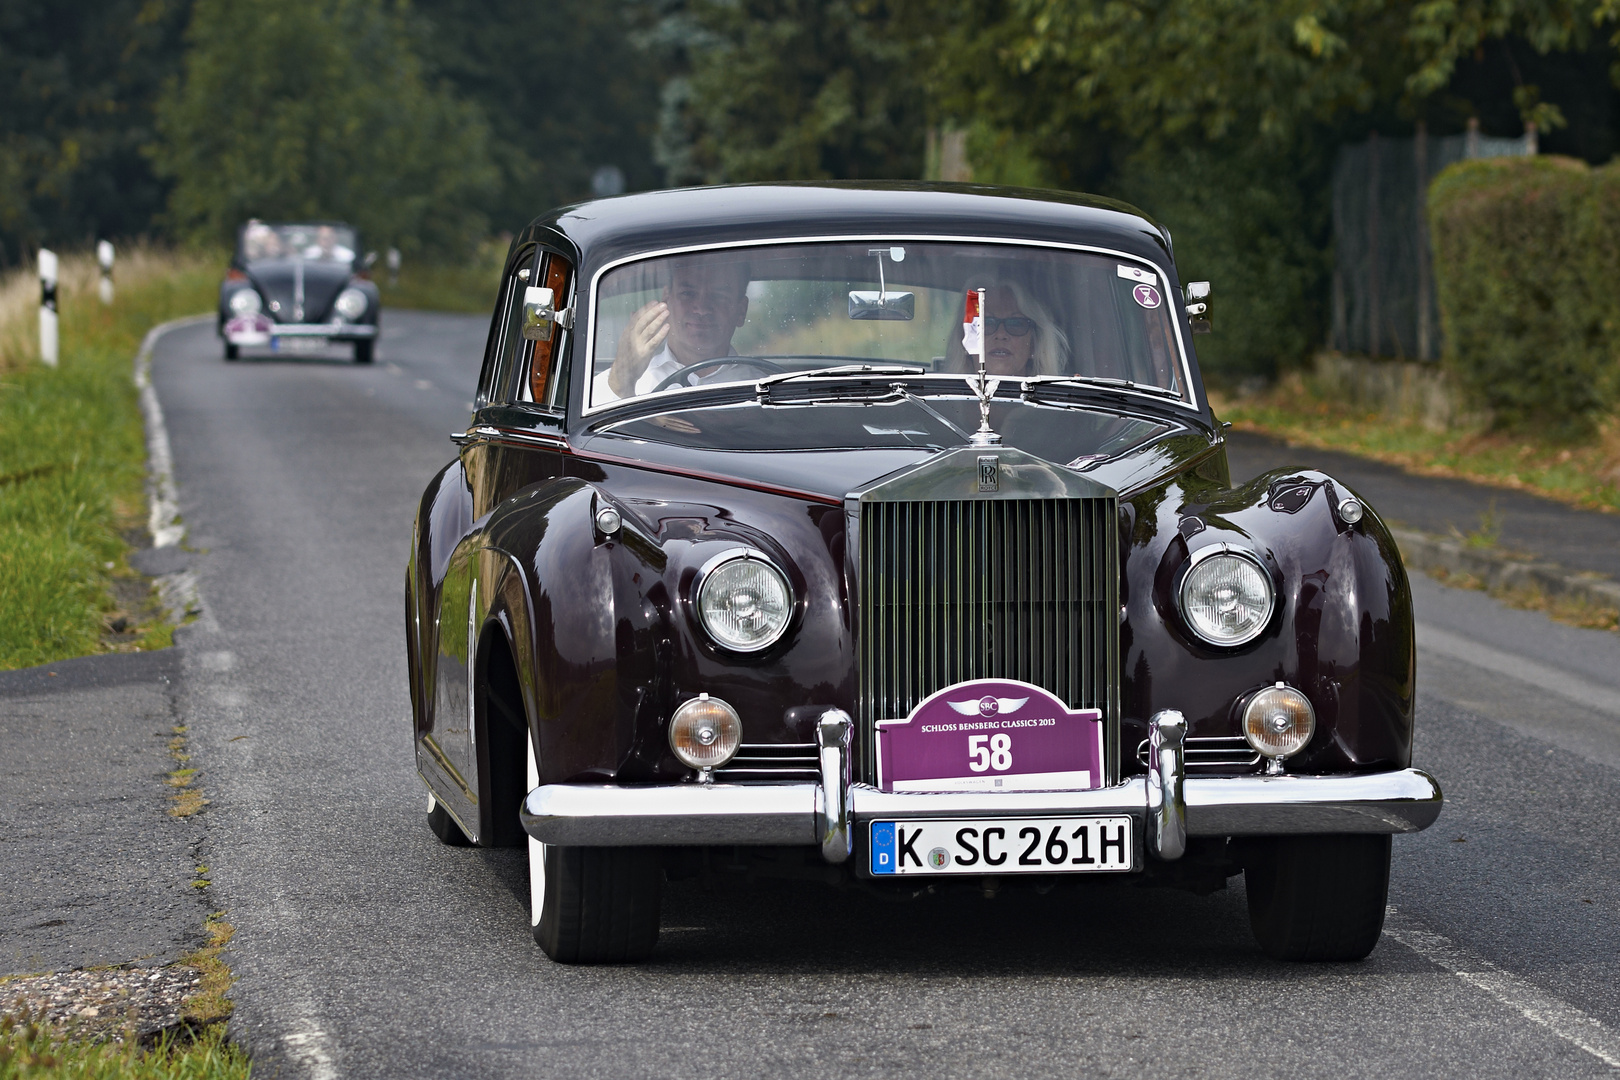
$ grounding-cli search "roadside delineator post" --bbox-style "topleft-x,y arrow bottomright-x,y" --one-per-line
387,247 -> 401,287
98,240 -> 115,305
38,248 -> 58,367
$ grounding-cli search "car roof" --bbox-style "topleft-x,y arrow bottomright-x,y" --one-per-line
517,182 -> 1176,275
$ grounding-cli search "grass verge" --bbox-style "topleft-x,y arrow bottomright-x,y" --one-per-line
0,1015 -> 249,1079
374,238 -> 504,314
1214,372 -> 1620,514
0,248 -> 221,670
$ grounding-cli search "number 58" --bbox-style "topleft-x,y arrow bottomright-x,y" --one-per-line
968,733 -> 1013,772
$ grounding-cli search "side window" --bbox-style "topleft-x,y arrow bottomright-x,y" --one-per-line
523,252 -> 574,409
487,247 -> 540,403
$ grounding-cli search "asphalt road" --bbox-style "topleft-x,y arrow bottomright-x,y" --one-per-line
142,313 -> 1620,1079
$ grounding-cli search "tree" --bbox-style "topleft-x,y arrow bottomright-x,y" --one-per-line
0,0 -> 191,263
151,0 -> 496,255
410,0 -> 664,231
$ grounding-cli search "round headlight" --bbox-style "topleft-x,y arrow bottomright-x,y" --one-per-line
669,694 -> 742,771
697,551 -> 791,652
1243,683 -> 1316,761
1178,549 -> 1274,646
334,287 -> 368,321
228,289 -> 262,315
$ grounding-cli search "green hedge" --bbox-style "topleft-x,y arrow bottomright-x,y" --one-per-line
1429,156 -> 1620,436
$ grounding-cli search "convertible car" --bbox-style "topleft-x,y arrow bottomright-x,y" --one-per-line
217,220 -> 379,362
406,183 -> 1442,965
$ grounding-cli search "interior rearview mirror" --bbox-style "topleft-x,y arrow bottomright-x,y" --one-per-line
848,290 -> 915,321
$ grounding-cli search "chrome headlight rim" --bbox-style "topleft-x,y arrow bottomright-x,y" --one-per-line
227,288 -> 262,316
333,286 -> 369,322
1176,543 -> 1277,648
692,546 -> 795,654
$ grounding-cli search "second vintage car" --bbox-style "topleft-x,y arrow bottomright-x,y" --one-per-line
406,182 -> 1442,965
218,220 -> 380,363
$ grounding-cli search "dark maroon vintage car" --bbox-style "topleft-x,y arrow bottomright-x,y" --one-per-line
406,183 -> 1442,965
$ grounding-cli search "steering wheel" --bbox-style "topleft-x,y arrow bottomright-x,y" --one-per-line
649,357 -> 788,394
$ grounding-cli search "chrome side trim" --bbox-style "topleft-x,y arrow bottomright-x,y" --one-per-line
1147,710 -> 1187,860
521,782 -> 818,846
816,709 -> 852,863
1183,769 -> 1443,835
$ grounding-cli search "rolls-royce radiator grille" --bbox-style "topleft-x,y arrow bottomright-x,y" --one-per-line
856,497 -> 1119,783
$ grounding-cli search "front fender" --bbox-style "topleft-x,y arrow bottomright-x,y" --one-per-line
1121,468 -> 1414,773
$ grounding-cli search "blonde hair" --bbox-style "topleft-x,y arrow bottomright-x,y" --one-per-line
942,279 -> 1070,377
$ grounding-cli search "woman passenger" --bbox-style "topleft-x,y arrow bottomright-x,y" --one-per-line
942,281 -> 1071,378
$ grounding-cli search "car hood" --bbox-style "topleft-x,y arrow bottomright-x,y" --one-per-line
246,258 -> 353,322
570,393 -> 1220,502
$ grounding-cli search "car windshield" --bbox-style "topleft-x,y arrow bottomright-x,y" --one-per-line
586,241 -> 1189,411
240,223 -> 357,264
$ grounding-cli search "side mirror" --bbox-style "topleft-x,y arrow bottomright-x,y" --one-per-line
1185,281 -> 1212,334
364,250 -> 378,269
848,289 -> 915,321
522,286 -> 574,341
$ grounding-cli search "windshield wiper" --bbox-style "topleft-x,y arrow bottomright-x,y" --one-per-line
1018,375 -> 1185,400
754,363 -> 924,400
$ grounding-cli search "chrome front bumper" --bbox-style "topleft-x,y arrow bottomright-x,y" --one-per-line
519,710 -> 1443,865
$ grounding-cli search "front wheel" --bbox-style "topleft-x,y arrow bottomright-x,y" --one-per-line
224,342 -> 239,361
426,793 -> 470,846
1243,834 -> 1390,961
353,339 -> 374,364
526,736 -> 660,962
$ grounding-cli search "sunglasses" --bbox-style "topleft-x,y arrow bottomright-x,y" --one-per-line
984,316 -> 1037,337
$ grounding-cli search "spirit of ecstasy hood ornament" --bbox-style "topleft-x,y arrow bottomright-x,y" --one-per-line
961,288 -> 1002,448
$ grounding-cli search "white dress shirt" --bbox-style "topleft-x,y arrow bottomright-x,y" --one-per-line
591,344 -> 742,406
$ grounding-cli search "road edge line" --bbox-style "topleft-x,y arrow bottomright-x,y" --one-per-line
1394,526 -> 1620,621
1385,907 -> 1620,1068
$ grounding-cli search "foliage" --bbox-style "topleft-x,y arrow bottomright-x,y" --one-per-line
651,0 -> 928,184
0,0 -> 192,266
0,1014 -> 249,1080
411,0 -> 664,230
375,239 -> 505,314
1216,373 -> 1620,512
151,0 -> 497,257
0,248 -> 218,670
1116,142 -> 1334,380
1428,155 -> 1620,434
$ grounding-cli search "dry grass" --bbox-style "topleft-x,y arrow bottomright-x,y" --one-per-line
1214,372 -> 1620,514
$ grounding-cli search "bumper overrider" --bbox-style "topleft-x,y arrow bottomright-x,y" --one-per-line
519,711 -> 1443,872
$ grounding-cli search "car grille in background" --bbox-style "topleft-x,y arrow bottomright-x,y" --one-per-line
1136,736 -> 1262,772
857,497 -> 1119,784
713,743 -> 820,783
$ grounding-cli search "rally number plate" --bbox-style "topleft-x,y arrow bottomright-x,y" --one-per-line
869,816 -> 1134,876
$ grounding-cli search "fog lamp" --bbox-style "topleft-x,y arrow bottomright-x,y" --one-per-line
1243,683 -> 1316,768
669,694 -> 742,775
229,289 -> 262,316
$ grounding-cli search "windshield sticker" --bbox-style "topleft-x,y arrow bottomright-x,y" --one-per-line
1132,284 -> 1162,309
1117,264 -> 1158,285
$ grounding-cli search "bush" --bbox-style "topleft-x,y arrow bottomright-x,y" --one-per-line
1428,156 -> 1620,437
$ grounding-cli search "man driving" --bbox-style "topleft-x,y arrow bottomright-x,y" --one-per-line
593,259 -> 750,404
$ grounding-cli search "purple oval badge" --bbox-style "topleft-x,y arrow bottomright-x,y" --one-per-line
1132,283 -> 1162,309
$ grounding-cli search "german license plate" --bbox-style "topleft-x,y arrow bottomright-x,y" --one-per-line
273,336 -> 327,353
869,816 -> 1133,876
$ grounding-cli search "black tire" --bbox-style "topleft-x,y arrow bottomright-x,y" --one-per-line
532,844 -> 662,964
353,339 -> 374,364
427,796 -> 471,846
1244,834 -> 1390,961
224,343 -> 239,361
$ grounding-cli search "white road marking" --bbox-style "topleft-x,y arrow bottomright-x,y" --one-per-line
1416,622 -> 1620,718
283,1027 -> 338,1080
134,315 -> 211,548
1386,907 -> 1620,1067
